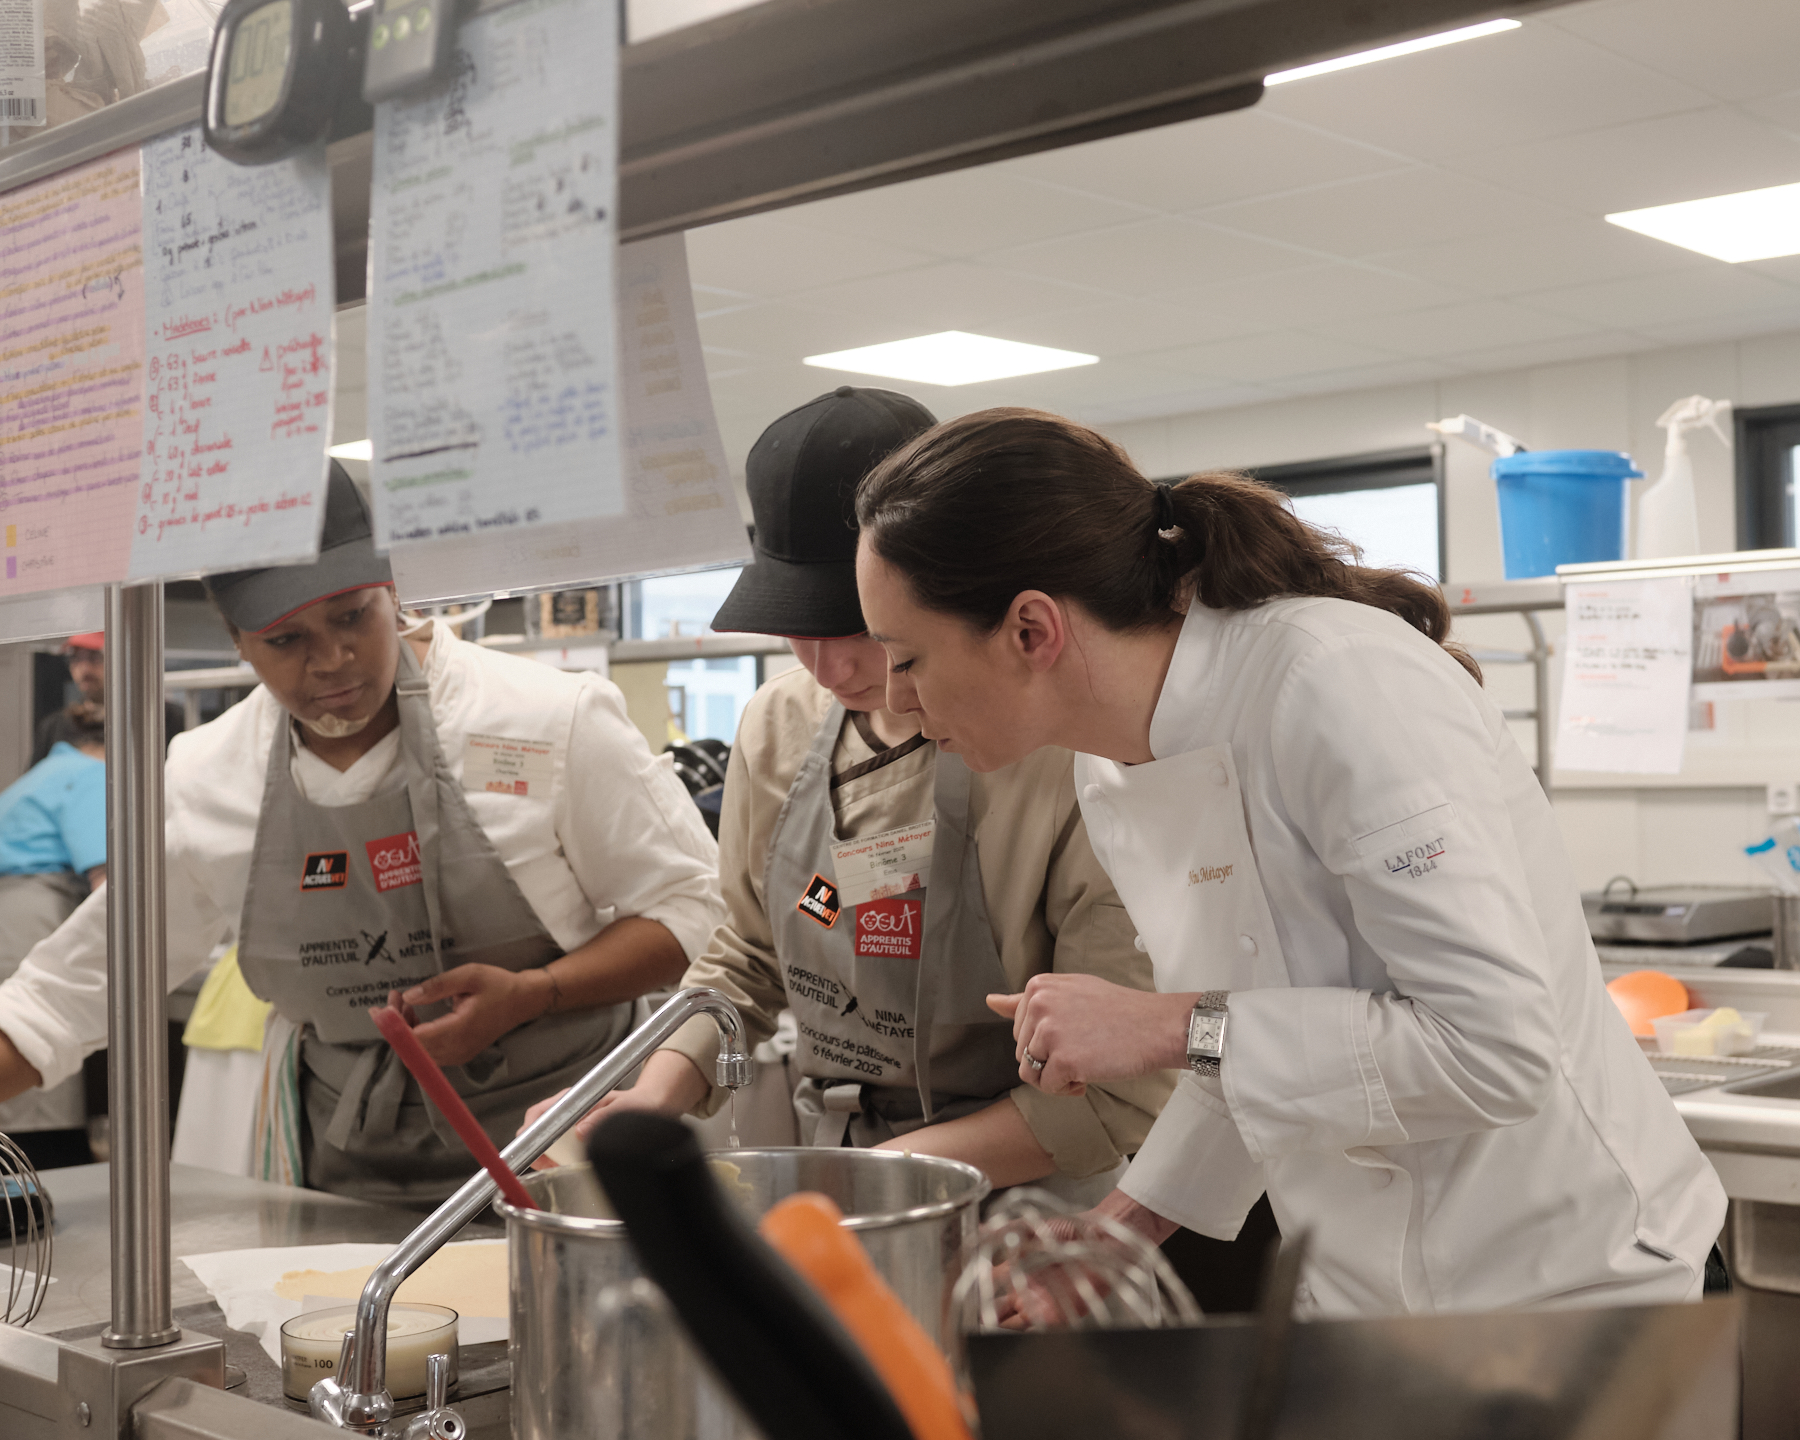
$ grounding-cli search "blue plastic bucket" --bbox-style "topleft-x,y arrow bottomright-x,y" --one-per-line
1490,450 -> 1643,580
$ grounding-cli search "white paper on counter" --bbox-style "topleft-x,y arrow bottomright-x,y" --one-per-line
132,125 -> 335,580
179,1239 -> 508,1363
1556,576 -> 1693,775
389,232 -> 749,605
368,0 -> 622,551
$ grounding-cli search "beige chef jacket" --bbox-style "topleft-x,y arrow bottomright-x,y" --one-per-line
664,665 -> 1172,1179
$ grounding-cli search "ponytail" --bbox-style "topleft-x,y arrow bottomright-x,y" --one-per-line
855,408 -> 1480,685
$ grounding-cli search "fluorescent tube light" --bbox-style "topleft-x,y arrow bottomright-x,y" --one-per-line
803,331 -> 1097,387
328,439 -> 373,461
1264,19 -> 1521,85
1606,182 -> 1800,263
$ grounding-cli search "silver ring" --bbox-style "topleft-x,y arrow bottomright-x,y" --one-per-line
1025,1051 -> 1046,1071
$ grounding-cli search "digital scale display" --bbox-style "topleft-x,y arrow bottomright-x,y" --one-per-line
222,0 -> 291,128
204,0 -> 345,163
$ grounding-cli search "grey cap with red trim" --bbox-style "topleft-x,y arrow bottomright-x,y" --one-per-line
203,463 -> 394,632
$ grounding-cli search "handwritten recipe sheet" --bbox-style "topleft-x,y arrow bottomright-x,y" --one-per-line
1556,576 -> 1694,775
0,151 -> 145,593
368,0 -> 623,549
133,126 -> 335,577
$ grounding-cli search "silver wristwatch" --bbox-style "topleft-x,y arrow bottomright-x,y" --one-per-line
1186,991 -> 1230,1075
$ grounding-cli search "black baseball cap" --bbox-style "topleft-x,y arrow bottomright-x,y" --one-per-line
203,463 -> 394,632
712,386 -> 936,638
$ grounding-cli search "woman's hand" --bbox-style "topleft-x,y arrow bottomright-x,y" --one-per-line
517,1050 -> 711,1170
988,975 -> 1195,1095
389,964 -> 552,1068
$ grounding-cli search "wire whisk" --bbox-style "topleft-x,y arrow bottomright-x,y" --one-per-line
947,1188 -> 1198,1378
0,1131 -> 52,1326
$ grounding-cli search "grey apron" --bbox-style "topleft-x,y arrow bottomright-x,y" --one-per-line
0,871 -> 88,1131
237,642 -> 631,1205
768,702 -> 1017,1150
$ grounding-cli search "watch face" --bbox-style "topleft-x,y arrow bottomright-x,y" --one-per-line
223,0 -> 292,128
1192,1014 -> 1225,1053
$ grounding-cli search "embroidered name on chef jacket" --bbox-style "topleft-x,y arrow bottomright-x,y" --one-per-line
301,851 -> 348,891
1387,836 -> 1446,878
367,831 -> 423,893
463,733 -> 554,797
798,873 -> 841,928
1188,865 -> 1234,886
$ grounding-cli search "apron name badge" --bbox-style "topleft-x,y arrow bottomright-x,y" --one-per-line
855,897 -> 921,960
366,831 -> 423,893
301,851 -> 348,891
463,733 -> 555,797
829,819 -> 935,910
797,873 -> 841,928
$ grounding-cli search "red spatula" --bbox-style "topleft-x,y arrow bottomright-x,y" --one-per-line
370,1004 -> 537,1210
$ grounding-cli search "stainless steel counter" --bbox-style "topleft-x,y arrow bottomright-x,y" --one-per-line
28,1163 -> 497,1336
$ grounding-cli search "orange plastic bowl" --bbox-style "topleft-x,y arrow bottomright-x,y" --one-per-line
1606,970 -> 1690,1038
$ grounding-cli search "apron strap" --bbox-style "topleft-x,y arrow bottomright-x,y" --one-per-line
911,749 -> 975,1123
394,643 -> 454,973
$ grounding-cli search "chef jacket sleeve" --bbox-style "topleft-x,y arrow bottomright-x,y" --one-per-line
556,678 -> 725,964
1225,633 -> 1560,1165
660,716 -> 788,1117
0,766 -> 231,1090
1012,801 -> 1177,1178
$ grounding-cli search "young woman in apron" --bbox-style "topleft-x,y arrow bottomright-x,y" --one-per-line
0,467 -> 724,1205
529,387 -> 1174,1208
850,406 -> 1726,1316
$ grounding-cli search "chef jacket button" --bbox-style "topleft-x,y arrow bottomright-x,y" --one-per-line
1133,935 -> 1147,953
1209,764 -> 1228,787
1082,784 -> 1102,804
1238,934 -> 1257,955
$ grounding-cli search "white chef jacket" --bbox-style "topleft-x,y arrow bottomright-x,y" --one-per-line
0,623 -> 725,1091
1082,597 -> 1724,1317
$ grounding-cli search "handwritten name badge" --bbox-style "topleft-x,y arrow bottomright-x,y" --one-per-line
463,734 -> 554,797
830,819 -> 936,910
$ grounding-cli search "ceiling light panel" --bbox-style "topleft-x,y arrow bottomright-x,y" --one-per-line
803,331 -> 1098,386
1606,181 -> 1800,263
1265,19 -> 1520,85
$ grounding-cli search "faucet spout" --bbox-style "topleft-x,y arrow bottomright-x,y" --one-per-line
310,986 -> 751,1432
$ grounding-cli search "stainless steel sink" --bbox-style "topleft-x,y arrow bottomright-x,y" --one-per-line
1725,1067 -> 1800,1100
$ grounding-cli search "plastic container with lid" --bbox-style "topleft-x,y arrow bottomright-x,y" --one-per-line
1652,1007 -> 1767,1057
1491,450 -> 1643,579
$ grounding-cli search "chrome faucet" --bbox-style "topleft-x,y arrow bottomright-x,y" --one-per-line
310,987 -> 754,1434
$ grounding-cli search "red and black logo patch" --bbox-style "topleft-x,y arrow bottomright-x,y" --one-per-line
796,873 -> 841,929
300,851 -> 348,891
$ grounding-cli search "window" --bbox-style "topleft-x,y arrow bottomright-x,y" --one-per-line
623,567 -> 745,639
1735,403 -> 1800,551
665,655 -> 759,743
1239,446 -> 1446,581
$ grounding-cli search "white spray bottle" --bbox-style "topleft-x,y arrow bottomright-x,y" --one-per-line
1635,395 -> 1730,559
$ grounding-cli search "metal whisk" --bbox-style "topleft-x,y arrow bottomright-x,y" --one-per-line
0,1131 -> 52,1325
948,1187 -> 1199,1367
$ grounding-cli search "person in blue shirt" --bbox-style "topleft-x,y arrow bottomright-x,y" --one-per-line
0,703 -> 105,1167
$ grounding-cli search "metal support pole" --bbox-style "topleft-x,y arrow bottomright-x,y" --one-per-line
102,580 -> 179,1350
1524,610 -> 1552,793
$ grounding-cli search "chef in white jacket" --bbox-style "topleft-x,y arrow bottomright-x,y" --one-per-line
852,406 -> 1726,1316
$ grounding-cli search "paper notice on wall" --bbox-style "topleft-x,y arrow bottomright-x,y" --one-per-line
368,0 -> 623,551
1556,576 -> 1694,775
132,125 -> 334,579
0,0 -> 47,127
0,150 -> 143,596
389,232 -> 748,604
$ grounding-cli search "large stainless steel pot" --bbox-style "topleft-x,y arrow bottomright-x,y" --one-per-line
499,1146 -> 989,1440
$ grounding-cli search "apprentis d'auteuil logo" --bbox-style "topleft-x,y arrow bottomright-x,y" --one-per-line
1387,837 -> 1446,878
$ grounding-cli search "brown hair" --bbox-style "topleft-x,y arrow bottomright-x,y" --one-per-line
855,407 -> 1480,684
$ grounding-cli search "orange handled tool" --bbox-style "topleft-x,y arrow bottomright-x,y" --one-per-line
760,1192 -> 973,1440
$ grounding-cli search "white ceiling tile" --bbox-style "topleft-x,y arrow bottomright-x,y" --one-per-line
1197,169 -> 1572,258
1518,266 -> 1800,330
684,216 -> 934,298
1141,330 -> 1408,384
1438,330 -> 1657,376
1261,358 -> 1463,398
696,301 -> 893,361
999,109 -> 1408,213
778,170 -> 1151,258
1259,20 -> 1709,162
1312,299 -> 1596,356
986,218 -> 1321,296
1741,254 -> 1800,289
999,299 -> 1268,358
1076,384 -> 1281,427
1627,302 -> 1800,348
791,261 -> 1104,335
1445,106 -> 1800,215
1543,0 -> 1800,103
1745,89 -> 1800,138
1166,265 -> 1466,328
1364,218 -> 1708,295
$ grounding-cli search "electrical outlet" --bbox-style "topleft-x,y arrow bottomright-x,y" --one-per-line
1769,783 -> 1799,816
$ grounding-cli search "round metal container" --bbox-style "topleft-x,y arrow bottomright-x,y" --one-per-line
498,1147 -> 988,1440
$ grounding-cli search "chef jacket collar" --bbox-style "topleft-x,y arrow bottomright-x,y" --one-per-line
1147,603 -> 1232,762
